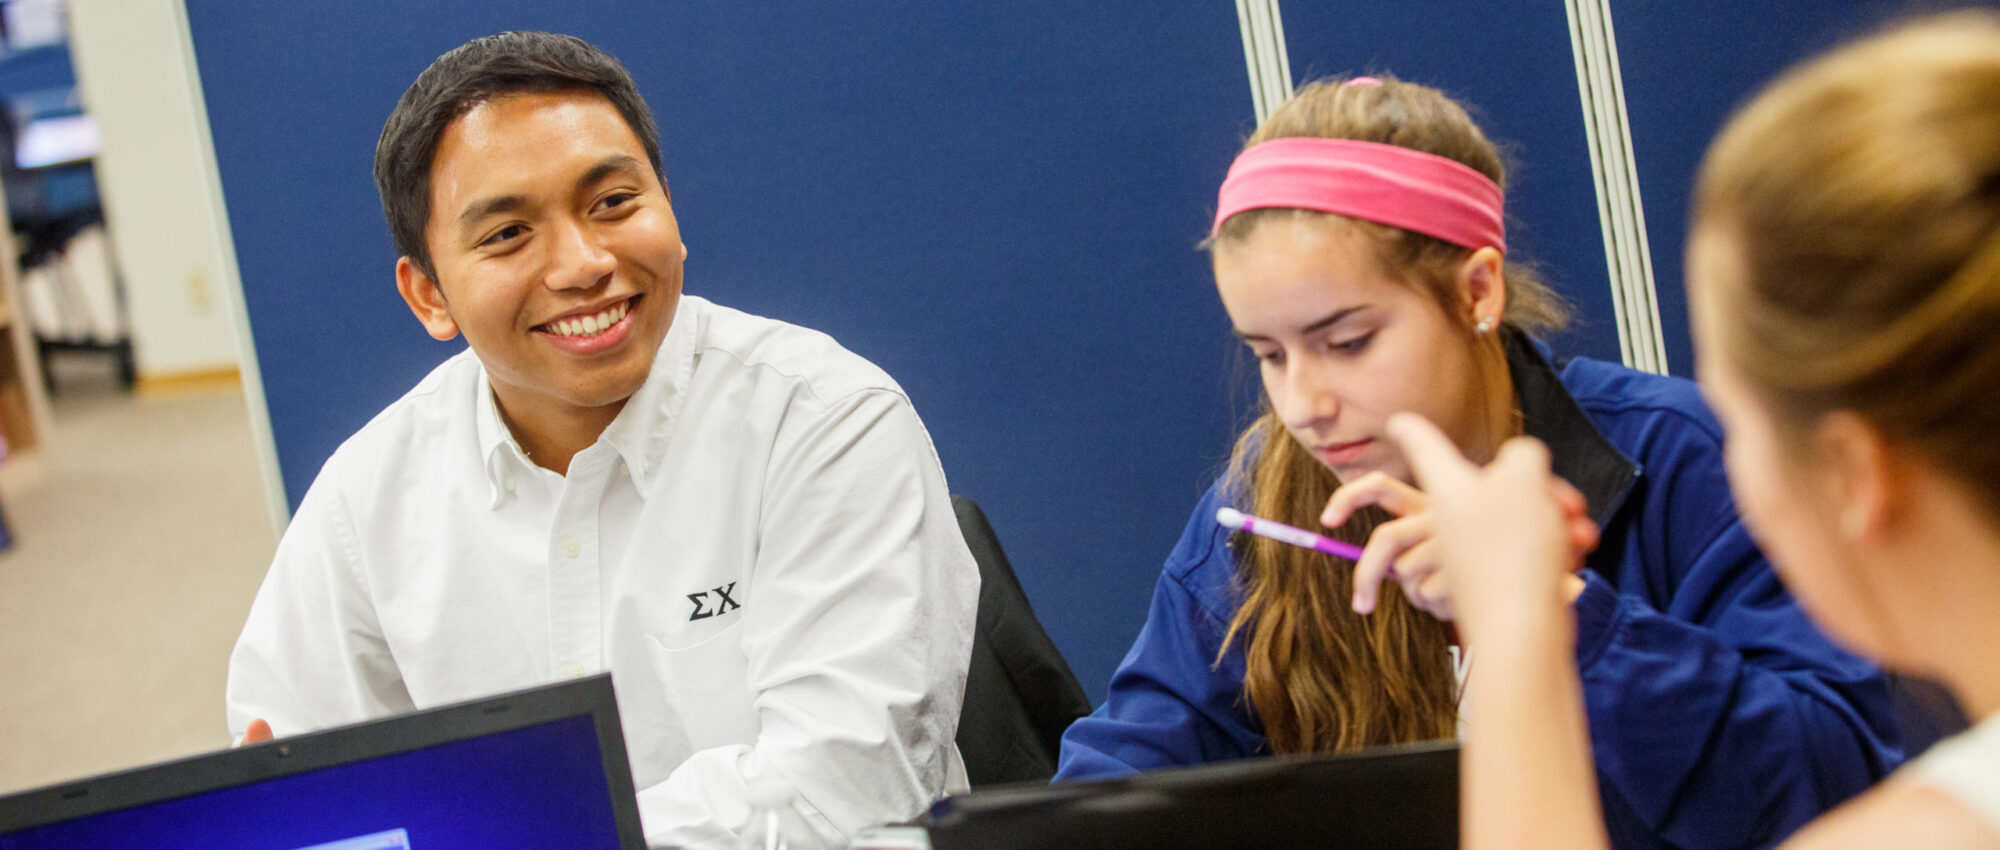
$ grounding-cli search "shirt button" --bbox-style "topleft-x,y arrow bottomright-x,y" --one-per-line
620,462 -> 631,476
564,666 -> 586,680
503,476 -> 515,493
563,539 -> 581,559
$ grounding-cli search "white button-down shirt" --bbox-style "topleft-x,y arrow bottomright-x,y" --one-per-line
228,295 -> 979,848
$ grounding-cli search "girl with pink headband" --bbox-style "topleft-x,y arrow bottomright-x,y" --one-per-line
1056,75 -> 1903,849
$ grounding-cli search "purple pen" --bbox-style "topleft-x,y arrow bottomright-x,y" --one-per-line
1215,507 -> 1366,562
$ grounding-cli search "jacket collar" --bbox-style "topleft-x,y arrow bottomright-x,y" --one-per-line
1503,328 -> 1641,528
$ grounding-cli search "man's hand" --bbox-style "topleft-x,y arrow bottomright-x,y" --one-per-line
234,718 -> 274,748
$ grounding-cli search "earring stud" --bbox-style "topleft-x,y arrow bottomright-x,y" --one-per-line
1475,318 -> 1494,334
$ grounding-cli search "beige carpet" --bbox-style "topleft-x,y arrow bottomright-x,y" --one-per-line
0,362 -> 276,795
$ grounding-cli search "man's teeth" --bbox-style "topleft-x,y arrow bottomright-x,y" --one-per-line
547,300 -> 630,337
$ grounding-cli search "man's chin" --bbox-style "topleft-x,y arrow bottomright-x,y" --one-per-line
567,373 -> 652,411
516,362 -> 654,414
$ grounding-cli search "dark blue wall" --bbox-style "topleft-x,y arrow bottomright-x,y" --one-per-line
196,0 -> 1892,707
1280,1 -> 1624,368
1614,0 -> 1998,376
187,1 -> 1252,703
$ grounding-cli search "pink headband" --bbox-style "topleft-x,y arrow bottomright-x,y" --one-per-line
1211,136 -> 1507,254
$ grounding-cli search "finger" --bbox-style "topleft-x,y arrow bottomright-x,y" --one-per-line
1384,413 -> 1474,492
1562,574 -> 1588,603
1351,514 -> 1433,615
1550,479 -> 1588,519
1394,539 -> 1442,612
1322,471 -> 1428,528
1554,476 -> 1600,562
1568,516 -> 1600,568
1568,515 -> 1600,553
1488,437 -> 1556,483
1416,570 -> 1454,622
242,718 -> 273,746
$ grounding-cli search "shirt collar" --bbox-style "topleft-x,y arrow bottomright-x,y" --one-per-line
598,294 -> 702,492
476,370 -> 529,509
476,294 -> 706,507
1503,327 -> 1641,528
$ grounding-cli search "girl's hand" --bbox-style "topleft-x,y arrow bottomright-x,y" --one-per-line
1321,471 -> 1450,619
1380,412 -> 1589,638
1325,445 -> 1598,622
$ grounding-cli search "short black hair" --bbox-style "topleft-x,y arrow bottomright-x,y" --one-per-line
373,31 -> 663,279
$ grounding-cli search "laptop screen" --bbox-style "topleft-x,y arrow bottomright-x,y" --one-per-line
0,677 -> 644,850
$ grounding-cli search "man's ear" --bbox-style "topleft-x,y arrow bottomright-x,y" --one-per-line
396,257 -> 460,341
1458,246 -> 1508,328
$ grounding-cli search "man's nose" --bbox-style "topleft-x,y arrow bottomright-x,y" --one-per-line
546,219 -> 615,290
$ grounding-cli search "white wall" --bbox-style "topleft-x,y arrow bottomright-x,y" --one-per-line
65,0 -> 240,377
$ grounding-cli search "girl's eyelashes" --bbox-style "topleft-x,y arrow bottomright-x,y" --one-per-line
1249,345 -> 1285,365
1243,327 -> 1374,365
1329,331 -> 1375,355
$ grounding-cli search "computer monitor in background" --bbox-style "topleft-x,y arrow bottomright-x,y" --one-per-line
13,111 -> 96,168
0,675 -> 646,850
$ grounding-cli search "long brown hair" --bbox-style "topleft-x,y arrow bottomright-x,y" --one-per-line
1210,77 -> 1571,753
1694,12 -> 2000,521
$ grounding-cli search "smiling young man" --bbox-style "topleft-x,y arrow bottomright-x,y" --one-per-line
225,32 -> 978,848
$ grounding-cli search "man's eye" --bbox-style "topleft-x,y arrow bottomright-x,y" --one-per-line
481,225 -> 525,247
599,192 -> 637,212
1253,348 -> 1284,365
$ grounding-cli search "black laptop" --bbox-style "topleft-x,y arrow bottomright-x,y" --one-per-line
0,674 -> 645,850
921,739 -> 1459,850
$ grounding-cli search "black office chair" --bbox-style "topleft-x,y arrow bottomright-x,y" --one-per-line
951,495 -> 1094,787
0,108 -> 135,393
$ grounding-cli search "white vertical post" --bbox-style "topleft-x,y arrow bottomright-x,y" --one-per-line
1235,0 -> 1294,125
1564,0 -> 1668,374
171,0 -> 292,532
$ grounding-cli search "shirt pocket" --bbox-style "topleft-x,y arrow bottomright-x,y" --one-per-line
644,622 -> 760,749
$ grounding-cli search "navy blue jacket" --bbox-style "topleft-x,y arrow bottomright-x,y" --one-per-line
1057,333 -> 1903,849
